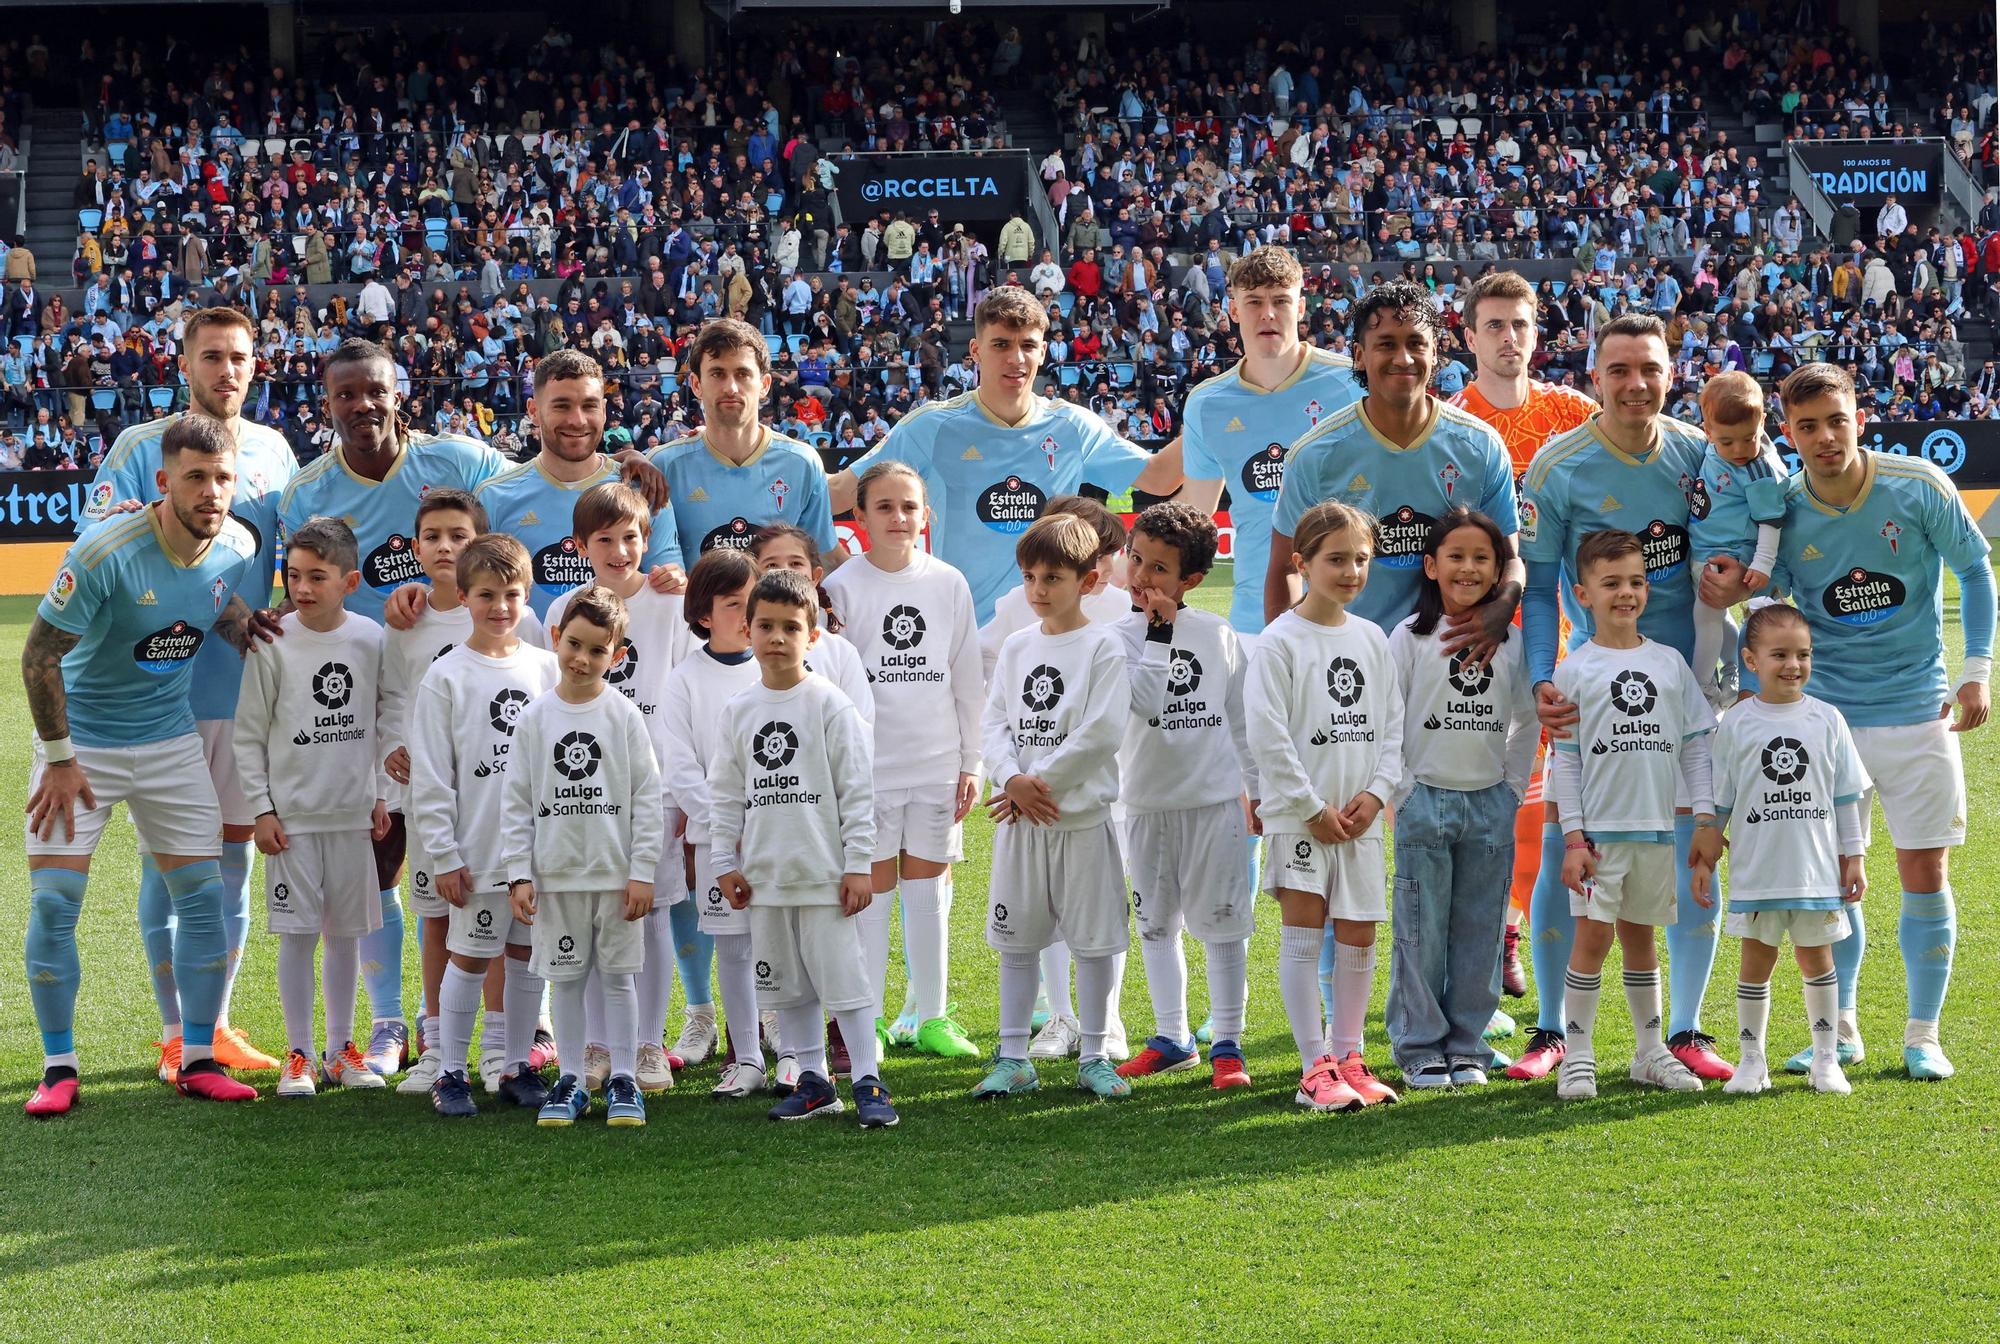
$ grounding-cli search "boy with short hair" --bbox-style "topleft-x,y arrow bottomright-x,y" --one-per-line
546,482 -> 698,1092
709,569 -> 896,1127
1551,529 -> 1722,1100
234,517 -> 392,1098
504,585 -> 665,1127
1689,370 -> 1788,704
975,512 -> 1135,1101
1114,502 -> 1257,1088
409,533 -> 561,1117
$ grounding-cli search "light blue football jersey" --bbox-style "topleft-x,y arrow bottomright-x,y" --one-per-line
39,506 -> 260,748
1181,347 -> 1362,632
474,456 -> 684,616
1688,439 -> 1788,566
278,433 -> 507,622
646,428 -> 835,561
1520,414 -> 1706,662
79,415 -> 298,721
1770,453 -> 1991,727
1272,397 -> 1517,630
846,393 -> 1151,625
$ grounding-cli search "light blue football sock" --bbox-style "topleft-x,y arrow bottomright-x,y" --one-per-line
164,860 -> 227,1047
670,898 -> 714,1005
1899,888 -> 1956,1023
1527,822 -> 1575,1034
1664,815 -> 1719,1037
359,888 -> 405,1023
216,840 -> 253,1024
1832,902 -> 1866,1013
137,854 -> 180,1029
1317,925 -> 1337,1027
26,868 -> 88,1059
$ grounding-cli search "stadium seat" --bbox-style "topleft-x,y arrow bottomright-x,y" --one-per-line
89,389 -> 118,415
105,140 -> 127,164
1112,362 -> 1135,387
147,386 -> 176,412
1436,117 -> 1459,137
765,334 -> 784,356
78,209 -> 102,232
786,334 -> 808,355
1058,365 -> 1081,387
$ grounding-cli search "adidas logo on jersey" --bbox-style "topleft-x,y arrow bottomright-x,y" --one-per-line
520,510 -> 540,526
683,487 -> 706,502
137,589 -> 157,605
1601,494 -> 1622,512
1347,473 -> 1371,492
961,446 -> 983,461
1224,416 -> 1245,432
1801,544 -> 1824,561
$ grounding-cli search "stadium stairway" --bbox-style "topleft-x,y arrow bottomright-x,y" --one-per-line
22,107 -> 84,271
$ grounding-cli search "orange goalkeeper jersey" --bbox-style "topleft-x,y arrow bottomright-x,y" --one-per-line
1450,380 -> 1599,479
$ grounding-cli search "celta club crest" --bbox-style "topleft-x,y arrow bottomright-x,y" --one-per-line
1041,434 -> 1059,469
770,476 -> 789,512
210,577 -> 229,613
1304,399 -> 1325,424
1438,461 -> 1461,499
1881,519 -> 1901,555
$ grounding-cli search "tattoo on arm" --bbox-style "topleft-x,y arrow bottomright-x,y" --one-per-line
215,595 -> 254,655
21,616 -> 79,741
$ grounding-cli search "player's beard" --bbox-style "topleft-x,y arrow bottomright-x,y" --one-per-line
189,384 -> 244,424
173,492 -> 226,541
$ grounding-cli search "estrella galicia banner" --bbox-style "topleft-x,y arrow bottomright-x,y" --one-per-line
834,151 -> 1031,224
1793,139 -> 1944,207
0,472 -> 96,540
1774,420 -> 2000,487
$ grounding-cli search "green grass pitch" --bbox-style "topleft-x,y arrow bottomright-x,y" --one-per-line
0,565 -> 1994,1343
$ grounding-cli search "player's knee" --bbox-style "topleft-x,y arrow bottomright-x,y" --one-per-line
28,884 -> 84,938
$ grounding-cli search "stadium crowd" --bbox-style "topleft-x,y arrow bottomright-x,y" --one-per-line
1,7 -> 1998,477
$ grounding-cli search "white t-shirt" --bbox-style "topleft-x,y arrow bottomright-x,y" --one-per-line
1387,614 -> 1537,802
981,578 -> 1128,676
500,685 -> 665,892
1551,637 -> 1715,839
408,640 -> 561,885
234,610 -> 386,833
822,551 -> 983,789
1713,694 -> 1870,910
378,602 -> 548,813
983,621 -> 1130,830
1244,609 -> 1403,835
657,646 -> 761,842
802,624 -> 875,726
708,673 -> 876,904
1114,606 -> 1254,813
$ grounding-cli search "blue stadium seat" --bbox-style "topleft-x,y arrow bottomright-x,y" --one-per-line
1058,365 -> 1081,387
78,208 -> 102,232
1111,362 -> 1135,387
89,389 -> 118,415
765,334 -> 784,356
147,386 -> 176,412
786,334 -> 808,355
1057,292 -> 1076,318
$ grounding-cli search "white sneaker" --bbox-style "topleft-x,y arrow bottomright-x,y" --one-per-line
711,1059 -> 767,1097
1840,1015 -> 1866,1063
1448,1062 -> 1489,1086
277,1049 -> 317,1098
321,1042 -> 387,1089
581,1043 -> 612,1091
397,1048 -> 443,1095
1631,1046 -> 1704,1091
1556,1054 -> 1598,1100
635,1041 -> 675,1092
1723,1052 -> 1771,1094
670,1003 -> 717,1066
1809,1050 -> 1853,1095
479,1047 -> 508,1094
1028,1013 -> 1081,1059
1104,1014 -> 1130,1062
773,1052 -> 800,1094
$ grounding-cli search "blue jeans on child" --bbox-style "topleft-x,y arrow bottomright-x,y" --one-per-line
1386,781 -> 1518,1073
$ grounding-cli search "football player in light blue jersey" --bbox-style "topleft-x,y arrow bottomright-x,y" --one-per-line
1175,246 -> 1363,637
22,416 -> 264,1114
829,286 -> 1185,627
1704,363 -> 1993,1080
1263,279 -> 1524,1046
1515,314 -> 1728,1085
74,308 -> 301,1080
649,318 -> 838,561
474,350 -> 684,618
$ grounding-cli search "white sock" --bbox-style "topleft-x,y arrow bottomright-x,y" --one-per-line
1624,967 -> 1664,1056
1803,971 -> 1840,1064
481,1007 -> 506,1060
1279,924 -> 1325,1069
835,1007 -> 881,1081
1041,941 -> 1075,1019
998,951 -> 1040,1059
321,934 -> 359,1052
551,975 -> 589,1083
1204,936 -> 1249,1044
1106,949 -> 1126,1035
903,876 -> 948,1021
1075,952 -> 1120,1063
1692,599 -> 1728,689
1735,979 -> 1771,1058
503,959 -> 545,1073
778,1003 -> 826,1078
583,964 -> 607,1050
602,971 -> 639,1080
277,931 -> 319,1057
856,887 -> 893,1018
1564,968 -> 1602,1060
634,906 -> 673,1045
1138,919 -> 1190,1043
1328,940 -> 1376,1058
439,962 -> 484,1075
714,933 -> 761,1066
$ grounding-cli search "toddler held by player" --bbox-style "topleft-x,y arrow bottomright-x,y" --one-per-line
1691,371 -> 1788,704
